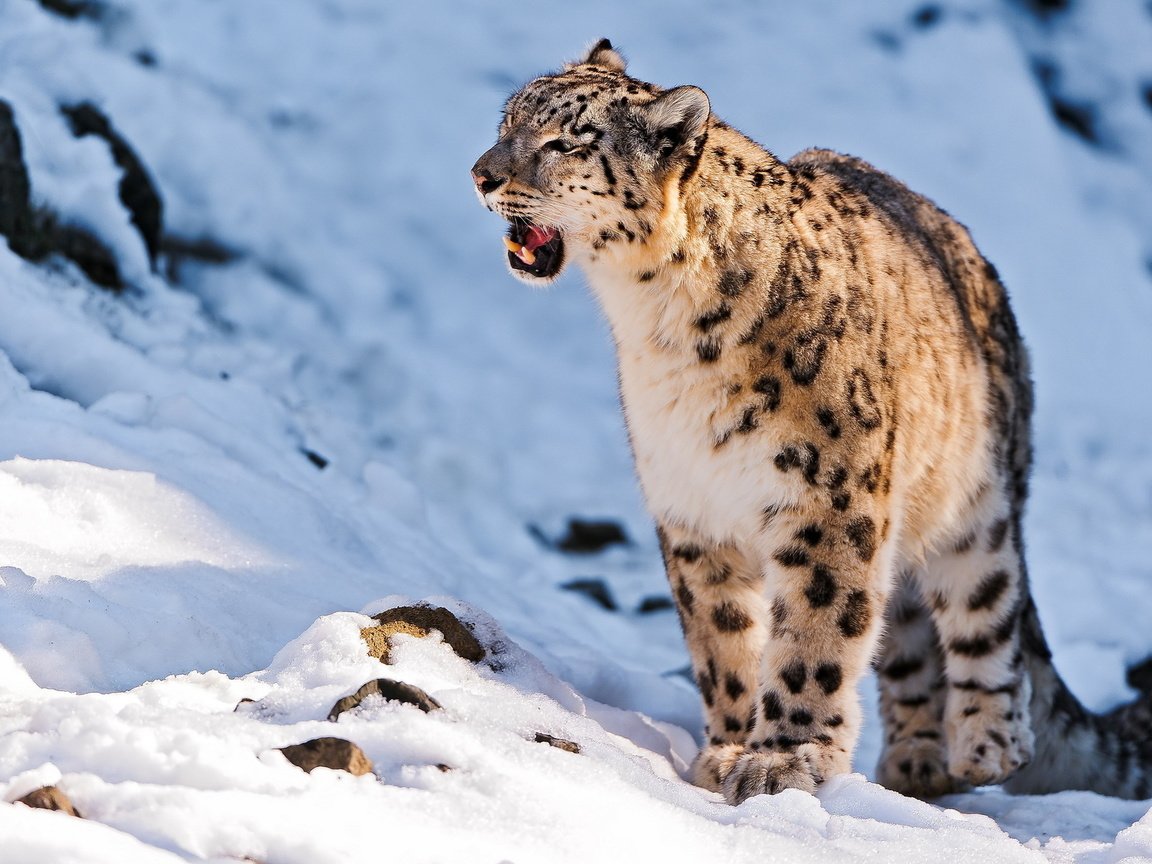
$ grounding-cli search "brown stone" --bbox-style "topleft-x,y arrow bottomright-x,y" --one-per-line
327,678 -> 442,721
360,605 -> 485,664
15,785 -> 81,817
278,737 -> 373,776
534,732 -> 581,754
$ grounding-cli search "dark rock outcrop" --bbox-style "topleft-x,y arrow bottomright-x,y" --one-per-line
61,102 -> 164,268
361,605 -> 485,663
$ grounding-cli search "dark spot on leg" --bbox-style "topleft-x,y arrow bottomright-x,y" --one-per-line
789,709 -> 813,726
774,546 -> 810,568
713,601 -> 753,632
698,670 -> 715,707
672,544 -> 703,563
838,590 -> 870,638
781,660 -> 807,694
725,673 -> 746,701
762,690 -> 784,720
675,580 -> 695,616
804,564 -> 838,608
814,662 -> 842,694
795,525 -> 823,547
845,516 -> 877,562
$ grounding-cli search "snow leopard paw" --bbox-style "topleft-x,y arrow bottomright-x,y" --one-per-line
694,743 -> 822,803
878,738 -> 968,798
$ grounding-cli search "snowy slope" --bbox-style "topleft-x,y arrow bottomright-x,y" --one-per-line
1,0 -> 1151,861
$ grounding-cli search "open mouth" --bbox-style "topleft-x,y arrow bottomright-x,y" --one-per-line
504,217 -> 565,280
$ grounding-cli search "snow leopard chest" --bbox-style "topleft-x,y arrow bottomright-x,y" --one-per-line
612,323 -> 795,547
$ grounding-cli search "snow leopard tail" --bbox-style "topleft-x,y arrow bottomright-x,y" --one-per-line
1003,599 -> 1152,799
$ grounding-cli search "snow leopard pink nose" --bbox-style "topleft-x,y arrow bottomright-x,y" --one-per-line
471,167 -> 505,195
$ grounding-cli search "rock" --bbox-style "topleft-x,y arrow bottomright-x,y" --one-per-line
53,221 -> 123,289
160,234 -> 240,284
0,100 -> 45,259
361,605 -> 485,663
277,737 -> 373,776
327,678 -> 442,721
1127,656 -> 1152,694
534,733 -> 580,754
301,448 -> 328,469
35,0 -> 105,20
557,518 -> 629,553
0,100 -> 123,290
636,595 -> 675,614
15,786 -> 81,817
560,578 -> 617,611
61,102 -> 164,268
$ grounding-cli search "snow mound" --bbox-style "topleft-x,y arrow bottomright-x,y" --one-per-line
0,606 -> 1042,864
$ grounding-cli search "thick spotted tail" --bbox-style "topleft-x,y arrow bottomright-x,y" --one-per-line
1003,602 -> 1152,799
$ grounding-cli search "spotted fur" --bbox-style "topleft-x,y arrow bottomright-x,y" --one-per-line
473,39 -> 1152,803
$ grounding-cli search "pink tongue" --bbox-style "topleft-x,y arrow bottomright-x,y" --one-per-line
523,225 -> 557,252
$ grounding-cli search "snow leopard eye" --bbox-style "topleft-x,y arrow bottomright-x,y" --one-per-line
543,138 -> 581,154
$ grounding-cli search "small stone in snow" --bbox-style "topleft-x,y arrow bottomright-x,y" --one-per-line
556,518 -> 630,554
535,733 -> 581,754
328,678 -> 442,721
636,595 -> 675,614
278,737 -> 373,776
15,786 -> 82,817
560,577 -> 617,611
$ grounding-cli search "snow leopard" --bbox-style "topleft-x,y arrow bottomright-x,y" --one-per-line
472,39 -> 1152,803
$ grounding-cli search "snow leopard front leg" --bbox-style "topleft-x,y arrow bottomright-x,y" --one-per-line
658,525 -> 769,766
666,499 -> 890,803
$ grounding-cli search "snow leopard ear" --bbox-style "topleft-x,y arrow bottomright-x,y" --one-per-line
637,86 -> 711,160
573,38 -> 627,73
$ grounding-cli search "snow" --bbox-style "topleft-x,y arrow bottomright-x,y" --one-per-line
1,0 -> 1151,861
